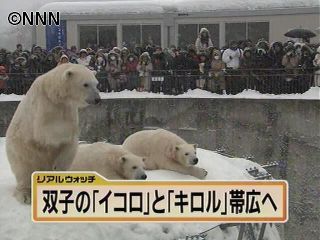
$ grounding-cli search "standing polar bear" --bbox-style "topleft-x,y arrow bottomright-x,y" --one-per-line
70,142 -> 147,180
123,129 -> 207,179
6,63 -> 101,204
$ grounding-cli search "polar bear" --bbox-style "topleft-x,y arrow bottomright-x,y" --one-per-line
122,129 -> 207,179
70,142 -> 147,180
6,63 -> 101,204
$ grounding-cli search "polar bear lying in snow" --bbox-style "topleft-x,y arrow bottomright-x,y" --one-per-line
123,129 -> 207,179
70,142 -> 147,180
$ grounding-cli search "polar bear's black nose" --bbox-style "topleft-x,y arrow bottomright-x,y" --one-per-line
193,158 -> 198,164
94,98 -> 101,104
141,174 -> 147,180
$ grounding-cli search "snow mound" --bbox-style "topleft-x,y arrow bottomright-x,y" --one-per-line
0,137 -> 280,240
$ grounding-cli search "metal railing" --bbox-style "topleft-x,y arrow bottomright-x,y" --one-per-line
0,68 -> 318,95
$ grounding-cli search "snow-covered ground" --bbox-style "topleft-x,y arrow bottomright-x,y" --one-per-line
0,137 -> 281,240
0,87 -> 319,102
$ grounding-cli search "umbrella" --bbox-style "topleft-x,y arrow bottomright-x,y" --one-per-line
284,28 -> 316,39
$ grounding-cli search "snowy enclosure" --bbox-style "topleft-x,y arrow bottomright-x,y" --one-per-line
0,94 -> 319,239
0,137 -> 281,240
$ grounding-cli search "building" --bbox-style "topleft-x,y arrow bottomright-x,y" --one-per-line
37,0 -> 320,50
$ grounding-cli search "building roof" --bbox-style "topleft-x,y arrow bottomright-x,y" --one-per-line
39,1 -> 164,15
39,0 -> 320,16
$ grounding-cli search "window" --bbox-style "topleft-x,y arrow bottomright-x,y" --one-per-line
142,25 -> 161,47
79,25 -> 117,49
98,26 -> 117,49
178,24 -> 220,50
225,22 -> 269,46
248,22 -> 269,43
178,24 -> 198,49
225,23 -> 246,45
122,25 -> 141,49
79,26 -> 97,49
122,24 -> 161,50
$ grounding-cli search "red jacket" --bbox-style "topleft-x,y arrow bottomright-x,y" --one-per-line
126,60 -> 138,73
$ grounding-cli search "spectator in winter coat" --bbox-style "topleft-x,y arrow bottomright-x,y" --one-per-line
222,41 -> 243,94
197,52 -> 210,89
94,50 -> 107,72
151,47 -> 167,93
137,52 -> 153,91
92,50 -> 109,92
268,42 -> 284,68
0,65 -> 8,93
254,47 -> 271,69
185,48 -> 199,90
125,54 -> 139,90
77,49 -> 92,68
12,44 -> 23,59
240,47 -> 255,69
57,54 -> 69,66
300,45 -> 314,72
106,51 -> 121,91
282,46 -> 299,71
209,49 -> 226,94
195,28 -> 213,54
313,46 -> 320,86
222,41 -> 243,70
282,45 -> 300,85
43,53 -> 57,72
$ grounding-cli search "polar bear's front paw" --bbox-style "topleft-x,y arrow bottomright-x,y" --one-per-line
192,167 -> 208,179
15,190 -> 31,205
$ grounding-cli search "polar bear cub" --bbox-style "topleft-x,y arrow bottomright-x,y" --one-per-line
123,129 -> 207,179
6,63 -> 100,204
70,142 -> 147,180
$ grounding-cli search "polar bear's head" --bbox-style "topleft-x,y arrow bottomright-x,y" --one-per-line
175,144 -> 198,166
120,154 -> 147,180
45,63 -> 100,107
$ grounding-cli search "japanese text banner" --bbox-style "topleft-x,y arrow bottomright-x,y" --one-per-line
32,172 -> 288,222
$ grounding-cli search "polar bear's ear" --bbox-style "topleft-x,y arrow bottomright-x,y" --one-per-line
63,70 -> 73,80
121,157 -> 127,163
192,144 -> 198,149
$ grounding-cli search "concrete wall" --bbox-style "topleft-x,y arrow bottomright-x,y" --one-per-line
0,98 -> 319,240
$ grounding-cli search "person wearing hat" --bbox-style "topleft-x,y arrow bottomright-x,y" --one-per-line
209,49 -> 226,94
77,49 -> 92,68
313,46 -> 320,87
106,51 -> 121,91
197,51 -> 210,90
0,65 -> 8,94
124,54 -> 139,91
222,41 -> 243,70
137,52 -> 153,92
195,28 -> 213,54
57,54 -> 69,66
222,41 -> 243,94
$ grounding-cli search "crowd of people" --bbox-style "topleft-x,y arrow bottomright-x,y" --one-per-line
0,27 -> 319,95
